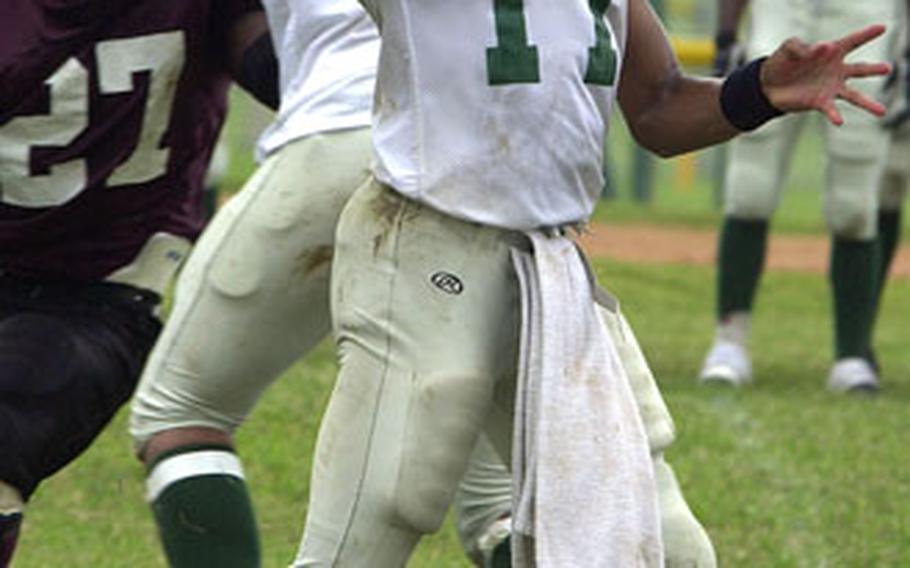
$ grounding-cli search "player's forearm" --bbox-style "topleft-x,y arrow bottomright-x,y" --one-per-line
227,11 -> 280,110
622,72 -> 739,157
619,0 -> 739,157
716,0 -> 749,37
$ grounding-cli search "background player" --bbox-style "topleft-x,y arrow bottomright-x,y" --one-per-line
699,0 -> 899,392
290,0 -> 891,565
0,1 -> 277,564
129,2 -> 716,566
871,0 -> 910,364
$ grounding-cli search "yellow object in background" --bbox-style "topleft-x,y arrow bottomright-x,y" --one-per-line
672,36 -> 715,67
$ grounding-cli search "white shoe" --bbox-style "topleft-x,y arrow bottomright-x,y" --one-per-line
699,341 -> 752,386
827,358 -> 880,393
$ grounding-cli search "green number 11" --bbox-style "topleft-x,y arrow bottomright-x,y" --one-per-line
486,0 -> 617,86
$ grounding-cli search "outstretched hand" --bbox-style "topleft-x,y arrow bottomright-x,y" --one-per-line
760,24 -> 891,126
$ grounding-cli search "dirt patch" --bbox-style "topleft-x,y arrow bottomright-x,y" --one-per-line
579,223 -> 910,279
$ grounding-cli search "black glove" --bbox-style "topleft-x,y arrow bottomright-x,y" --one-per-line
713,31 -> 745,78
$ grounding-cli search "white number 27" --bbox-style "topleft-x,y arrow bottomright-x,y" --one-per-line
0,31 -> 186,208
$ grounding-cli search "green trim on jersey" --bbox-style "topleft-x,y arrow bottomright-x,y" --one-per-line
486,0 -> 618,86
487,0 -> 540,84
584,0 -> 618,86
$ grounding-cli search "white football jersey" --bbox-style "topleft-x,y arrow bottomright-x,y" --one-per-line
362,0 -> 628,229
257,1 -> 379,159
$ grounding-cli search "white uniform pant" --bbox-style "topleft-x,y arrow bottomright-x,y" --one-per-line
293,179 -> 681,566
294,180 -> 522,566
880,8 -> 910,212
130,128 -> 372,445
881,130 -> 910,212
724,0 -> 897,239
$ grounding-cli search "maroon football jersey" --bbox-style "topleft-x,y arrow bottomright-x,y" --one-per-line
0,0 -> 260,280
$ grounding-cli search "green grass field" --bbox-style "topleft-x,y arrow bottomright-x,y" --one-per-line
14,257 -> 910,567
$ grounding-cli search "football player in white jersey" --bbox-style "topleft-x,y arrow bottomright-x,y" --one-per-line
128,3 -> 378,566
127,1 -> 721,566
290,0 -> 890,566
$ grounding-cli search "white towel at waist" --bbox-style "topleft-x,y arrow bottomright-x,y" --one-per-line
510,230 -> 663,568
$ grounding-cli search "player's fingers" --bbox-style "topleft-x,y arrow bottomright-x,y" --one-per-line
845,61 -> 892,79
838,87 -> 887,116
834,24 -> 887,54
821,101 -> 844,126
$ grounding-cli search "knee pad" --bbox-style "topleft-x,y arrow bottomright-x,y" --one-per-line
393,372 -> 494,534
825,156 -> 883,240
825,112 -> 889,239
723,123 -> 792,220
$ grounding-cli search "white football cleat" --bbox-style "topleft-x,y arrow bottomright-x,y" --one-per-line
827,357 -> 880,393
698,341 -> 752,386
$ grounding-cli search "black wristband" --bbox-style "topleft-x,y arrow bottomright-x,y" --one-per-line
720,57 -> 784,131
237,32 -> 280,111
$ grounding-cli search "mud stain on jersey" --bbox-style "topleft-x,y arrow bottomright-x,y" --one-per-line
297,245 -> 333,276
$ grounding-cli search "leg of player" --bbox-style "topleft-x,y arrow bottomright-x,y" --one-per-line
824,115 -> 890,391
822,0 -> 894,391
0,279 -> 161,567
130,129 -> 371,568
700,114 -> 804,386
292,180 -> 521,567
876,179 -> 904,296
869,131 -> 910,370
457,308 -> 716,568
0,481 -> 23,566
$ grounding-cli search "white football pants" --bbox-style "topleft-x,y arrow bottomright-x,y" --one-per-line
881,130 -> 910,212
293,180 -> 522,567
130,128 -> 372,446
293,180 -> 710,567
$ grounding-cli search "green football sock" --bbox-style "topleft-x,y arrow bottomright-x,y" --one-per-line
717,217 -> 769,319
868,210 -> 902,360
876,209 -> 901,300
148,446 -> 260,568
830,237 -> 879,359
